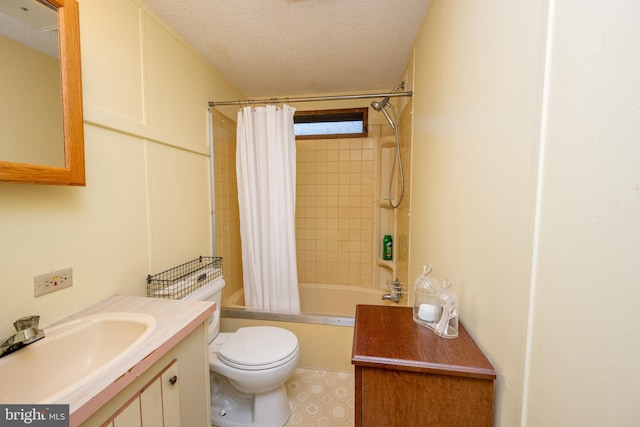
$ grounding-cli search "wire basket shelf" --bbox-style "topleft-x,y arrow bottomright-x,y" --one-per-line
146,256 -> 223,299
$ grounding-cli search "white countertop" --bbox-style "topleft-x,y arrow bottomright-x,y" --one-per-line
44,295 -> 215,426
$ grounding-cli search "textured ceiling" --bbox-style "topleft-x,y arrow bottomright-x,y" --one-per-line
141,0 -> 431,97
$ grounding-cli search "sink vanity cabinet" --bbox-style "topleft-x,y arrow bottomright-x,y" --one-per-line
351,305 -> 496,427
40,295 -> 215,427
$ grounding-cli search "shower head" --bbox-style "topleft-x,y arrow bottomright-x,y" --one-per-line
371,100 -> 385,111
370,82 -> 405,112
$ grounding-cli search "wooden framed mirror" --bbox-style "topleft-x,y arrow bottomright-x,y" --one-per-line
0,0 -> 85,186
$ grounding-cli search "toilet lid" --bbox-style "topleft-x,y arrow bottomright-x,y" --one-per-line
218,326 -> 298,370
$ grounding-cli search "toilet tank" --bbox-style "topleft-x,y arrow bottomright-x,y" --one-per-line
182,277 -> 225,342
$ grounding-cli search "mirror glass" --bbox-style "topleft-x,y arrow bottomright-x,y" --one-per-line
0,0 -> 64,167
0,0 -> 85,186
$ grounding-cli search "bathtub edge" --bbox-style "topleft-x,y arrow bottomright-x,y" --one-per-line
221,307 -> 355,327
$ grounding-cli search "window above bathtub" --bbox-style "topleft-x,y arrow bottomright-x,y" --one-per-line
294,108 -> 368,139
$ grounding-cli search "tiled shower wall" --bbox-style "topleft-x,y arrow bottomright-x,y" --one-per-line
212,111 -> 412,301
211,110 -> 243,301
295,136 -> 376,286
395,101 -> 413,290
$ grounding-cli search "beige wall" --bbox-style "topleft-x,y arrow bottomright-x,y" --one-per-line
409,2 -> 546,423
0,0 -> 243,337
524,1 -> 640,425
409,0 -> 639,426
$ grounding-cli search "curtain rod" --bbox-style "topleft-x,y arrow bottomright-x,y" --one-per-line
208,91 -> 413,107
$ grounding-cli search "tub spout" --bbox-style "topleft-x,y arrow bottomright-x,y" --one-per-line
382,293 -> 401,302
382,279 -> 404,303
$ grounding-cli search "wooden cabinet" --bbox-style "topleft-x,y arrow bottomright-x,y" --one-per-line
352,305 -> 496,426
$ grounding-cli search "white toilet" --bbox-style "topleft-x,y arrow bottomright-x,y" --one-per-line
184,278 -> 299,427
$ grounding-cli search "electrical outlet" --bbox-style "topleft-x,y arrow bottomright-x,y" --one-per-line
34,268 -> 73,297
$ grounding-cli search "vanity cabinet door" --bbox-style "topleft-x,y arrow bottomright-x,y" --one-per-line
154,362 -> 180,426
111,399 -> 141,427
103,359 -> 180,427
139,377 -> 162,426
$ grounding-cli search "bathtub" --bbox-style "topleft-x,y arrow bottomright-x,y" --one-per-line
220,283 -> 405,371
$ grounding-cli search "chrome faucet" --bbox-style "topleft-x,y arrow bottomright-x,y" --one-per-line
0,315 -> 45,358
382,279 -> 404,303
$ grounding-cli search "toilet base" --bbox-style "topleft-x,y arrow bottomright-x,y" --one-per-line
211,373 -> 291,427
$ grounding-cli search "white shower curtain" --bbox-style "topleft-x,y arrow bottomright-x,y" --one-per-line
236,105 -> 300,313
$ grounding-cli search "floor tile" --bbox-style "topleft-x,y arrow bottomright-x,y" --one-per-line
285,368 -> 355,427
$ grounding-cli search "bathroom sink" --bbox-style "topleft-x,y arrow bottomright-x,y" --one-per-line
0,312 -> 156,404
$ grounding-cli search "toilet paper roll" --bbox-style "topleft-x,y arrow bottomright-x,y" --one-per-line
417,303 -> 435,322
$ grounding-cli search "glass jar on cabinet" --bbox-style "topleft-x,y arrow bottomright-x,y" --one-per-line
413,265 -> 440,328
434,279 -> 459,339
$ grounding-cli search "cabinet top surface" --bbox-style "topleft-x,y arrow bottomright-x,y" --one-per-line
351,305 -> 496,380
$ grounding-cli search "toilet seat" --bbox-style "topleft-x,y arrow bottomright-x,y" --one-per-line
216,326 -> 299,371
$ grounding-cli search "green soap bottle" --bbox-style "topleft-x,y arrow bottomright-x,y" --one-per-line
383,235 -> 393,260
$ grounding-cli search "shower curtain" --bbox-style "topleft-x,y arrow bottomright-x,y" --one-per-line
236,105 -> 300,313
